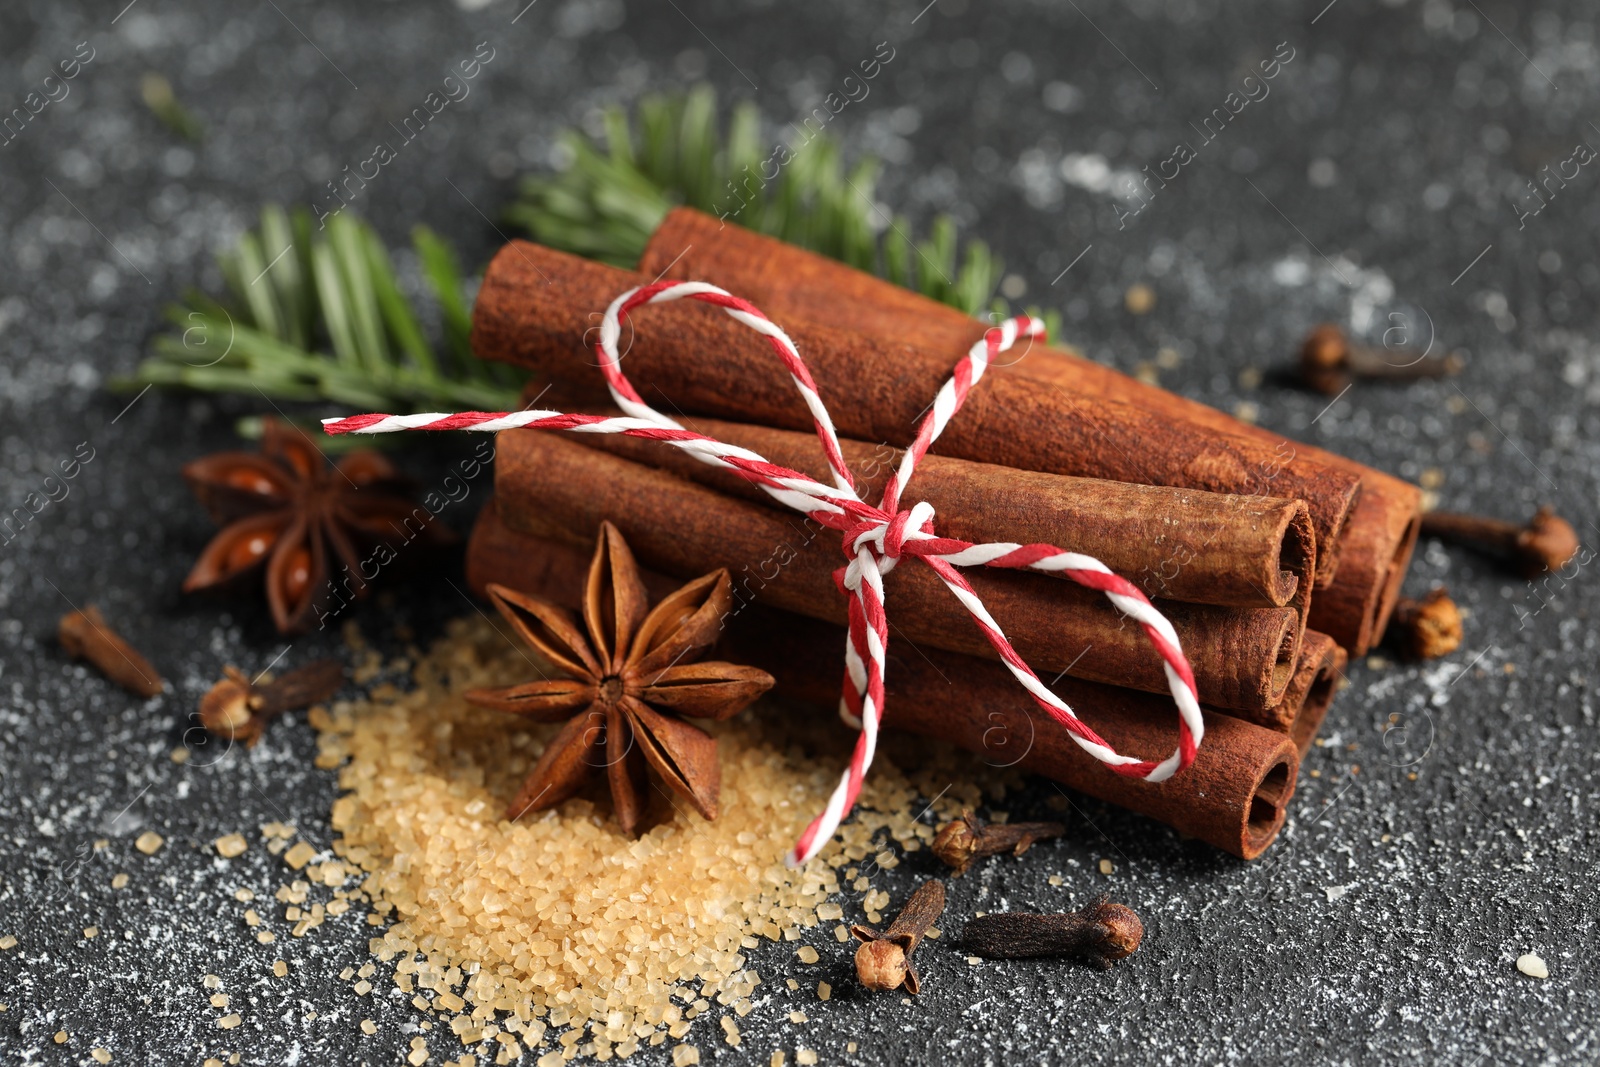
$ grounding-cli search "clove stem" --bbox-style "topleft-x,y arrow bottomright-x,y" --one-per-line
1300,324 -> 1462,395
1421,506 -> 1578,579
58,605 -> 165,698
851,879 -> 945,994
932,810 -> 1067,876
962,895 -> 1143,969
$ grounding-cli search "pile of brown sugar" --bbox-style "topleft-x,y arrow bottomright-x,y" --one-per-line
314,617 -> 1015,1061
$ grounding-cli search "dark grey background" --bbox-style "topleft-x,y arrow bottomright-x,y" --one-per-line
2,0 -> 1596,1063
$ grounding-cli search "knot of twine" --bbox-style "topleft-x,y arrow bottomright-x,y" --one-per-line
324,280 -> 1204,867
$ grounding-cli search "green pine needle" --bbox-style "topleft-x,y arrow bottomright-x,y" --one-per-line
116,206 -> 526,415
509,84 -> 1061,339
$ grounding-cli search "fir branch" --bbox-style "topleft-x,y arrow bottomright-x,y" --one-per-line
116,206 -> 525,414
509,84 -> 1061,337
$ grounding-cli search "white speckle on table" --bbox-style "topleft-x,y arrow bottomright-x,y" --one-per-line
1516,953 -> 1548,979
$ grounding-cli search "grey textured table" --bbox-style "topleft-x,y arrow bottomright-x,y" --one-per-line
2,1 -> 1596,1063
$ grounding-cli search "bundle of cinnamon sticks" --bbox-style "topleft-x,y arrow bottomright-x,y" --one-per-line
462,209 -> 1411,859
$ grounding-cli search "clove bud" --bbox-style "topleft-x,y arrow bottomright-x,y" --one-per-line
200,658 -> 345,747
1299,323 -> 1462,395
851,879 -> 945,994
1388,587 -> 1463,661
932,810 -> 1067,876
962,895 -> 1143,969
58,605 -> 165,698
1421,505 -> 1579,579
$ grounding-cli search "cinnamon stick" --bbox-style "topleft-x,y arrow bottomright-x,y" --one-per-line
470,241 -> 1362,596
540,390 -> 1315,614
636,207 -> 1422,655
466,503 -> 1301,859
493,429 -> 1301,713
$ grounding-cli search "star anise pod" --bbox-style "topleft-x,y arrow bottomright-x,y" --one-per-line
466,522 -> 775,834
181,418 -> 452,634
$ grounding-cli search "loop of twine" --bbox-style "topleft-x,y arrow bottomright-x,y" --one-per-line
324,279 -> 1204,867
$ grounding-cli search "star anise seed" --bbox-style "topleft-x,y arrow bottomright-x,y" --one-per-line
181,418 -> 453,634
466,521 -> 774,835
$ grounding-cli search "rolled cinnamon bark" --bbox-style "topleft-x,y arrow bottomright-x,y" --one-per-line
466,502 -> 1301,859
637,208 -> 1422,654
1286,631 -> 1347,758
470,241 -> 1362,598
567,405 -> 1315,613
493,429 -> 1300,712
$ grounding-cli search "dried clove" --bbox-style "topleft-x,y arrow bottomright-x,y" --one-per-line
1421,505 -> 1579,579
1388,587 -> 1463,661
1299,323 -> 1463,395
200,658 -> 344,747
932,810 -> 1067,877
962,895 -> 1144,969
58,605 -> 165,698
851,879 -> 945,994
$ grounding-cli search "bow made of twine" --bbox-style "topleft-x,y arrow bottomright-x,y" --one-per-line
324,280 -> 1204,866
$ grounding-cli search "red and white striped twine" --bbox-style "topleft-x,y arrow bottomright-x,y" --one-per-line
324,280 -> 1204,867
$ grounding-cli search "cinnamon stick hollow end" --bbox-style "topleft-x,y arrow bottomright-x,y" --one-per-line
1287,632 -> 1349,759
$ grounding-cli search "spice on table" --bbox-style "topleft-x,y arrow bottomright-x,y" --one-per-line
1387,587 -> 1463,661
181,418 -> 453,634
200,658 -> 345,747
1298,323 -> 1464,395
961,896 -> 1143,969
58,605 -> 165,698
851,879 -> 945,994
932,810 -> 1066,876
1420,505 -> 1579,579
465,521 -> 773,833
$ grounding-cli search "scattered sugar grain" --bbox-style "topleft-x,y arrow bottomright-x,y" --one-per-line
796,946 -> 819,964
282,842 -> 316,870
214,834 -> 248,858
217,1015 -> 241,1030
273,960 -> 288,978
83,926 -> 98,939
134,832 -> 164,855
672,1045 -> 700,1066
91,1049 -> 112,1063
1098,859 -> 1114,875
361,1019 -> 377,1035
54,1031 -> 68,1044
796,1050 -> 817,1066
788,1011 -> 808,1024
817,982 -> 831,1001
111,874 -> 129,890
